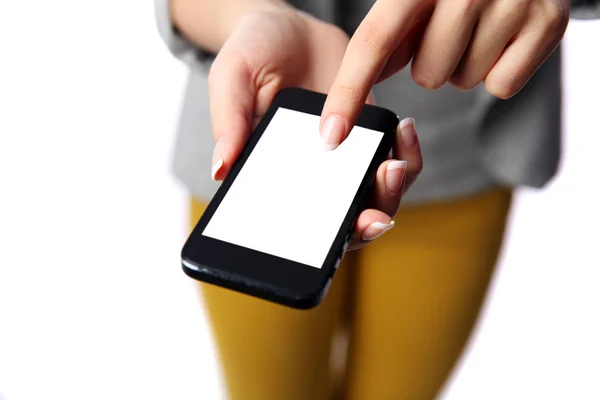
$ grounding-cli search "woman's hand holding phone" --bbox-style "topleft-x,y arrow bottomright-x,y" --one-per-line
208,7 -> 423,249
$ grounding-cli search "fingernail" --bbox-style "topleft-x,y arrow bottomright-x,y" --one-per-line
385,160 -> 407,195
399,117 -> 417,148
362,221 -> 395,242
321,114 -> 346,150
211,140 -> 224,181
211,159 -> 224,182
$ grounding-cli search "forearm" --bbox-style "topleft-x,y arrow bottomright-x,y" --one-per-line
170,0 -> 291,53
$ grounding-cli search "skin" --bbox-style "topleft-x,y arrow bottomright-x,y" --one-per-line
172,2 -> 423,249
319,0 -> 571,148
170,0 -> 571,247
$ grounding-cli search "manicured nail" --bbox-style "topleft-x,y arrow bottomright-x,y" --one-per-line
321,114 -> 346,150
399,117 -> 417,148
362,220 -> 395,242
211,140 -> 224,181
385,160 -> 407,195
211,159 -> 223,182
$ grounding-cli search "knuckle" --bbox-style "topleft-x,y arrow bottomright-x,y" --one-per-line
495,0 -> 529,23
542,1 -> 569,32
411,68 -> 445,90
411,159 -> 424,176
456,0 -> 480,17
449,74 -> 480,91
330,24 -> 350,42
485,76 -> 516,99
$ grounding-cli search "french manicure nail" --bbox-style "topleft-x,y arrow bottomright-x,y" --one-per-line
399,117 -> 417,148
211,159 -> 224,182
321,114 -> 345,150
362,220 -> 395,242
385,160 -> 407,195
211,140 -> 224,181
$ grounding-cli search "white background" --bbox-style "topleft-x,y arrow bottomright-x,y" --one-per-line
0,2 -> 598,399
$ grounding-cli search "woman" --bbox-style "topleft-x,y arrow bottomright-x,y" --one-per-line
155,0 -> 598,398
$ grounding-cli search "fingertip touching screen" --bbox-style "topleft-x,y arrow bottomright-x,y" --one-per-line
202,108 -> 384,268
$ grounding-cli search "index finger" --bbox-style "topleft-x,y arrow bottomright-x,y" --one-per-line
319,0 -> 425,150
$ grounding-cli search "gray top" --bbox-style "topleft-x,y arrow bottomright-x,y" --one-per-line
155,0 -> 599,205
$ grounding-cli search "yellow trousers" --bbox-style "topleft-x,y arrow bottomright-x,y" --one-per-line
190,187 -> 512,400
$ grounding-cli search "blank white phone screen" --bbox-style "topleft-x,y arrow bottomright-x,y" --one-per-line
202,108 -> 384,268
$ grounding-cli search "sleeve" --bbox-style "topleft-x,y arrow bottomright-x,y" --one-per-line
571,0 -> 600,19
154,0 -> 216,72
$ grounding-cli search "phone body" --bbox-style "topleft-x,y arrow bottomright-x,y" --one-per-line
181,88 -> 398,309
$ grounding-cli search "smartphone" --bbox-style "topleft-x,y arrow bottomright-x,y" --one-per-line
181,87 -> 398,309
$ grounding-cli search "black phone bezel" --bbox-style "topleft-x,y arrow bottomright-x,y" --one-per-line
181,87 -> 398,309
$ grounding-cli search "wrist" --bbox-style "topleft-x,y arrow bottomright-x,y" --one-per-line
224,1 -> 294,34
171,0 -> 293,53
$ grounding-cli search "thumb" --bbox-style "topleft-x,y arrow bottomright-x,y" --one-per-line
208,49 -> 255,181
